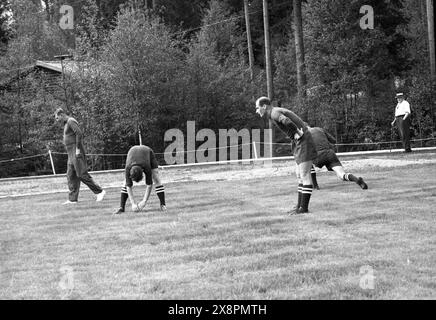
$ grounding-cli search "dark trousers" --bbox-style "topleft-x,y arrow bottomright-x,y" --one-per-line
67,154 -> 103,201
396,116 -> 411,151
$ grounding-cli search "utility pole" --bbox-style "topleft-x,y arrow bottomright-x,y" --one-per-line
17,69 -> 23,153
293,0 -> 308,121
244,0 -> 255,81
427,0 -> 436,84
54,54 -> 73,112
427,0 -> 436,129
263,0 -> 274,157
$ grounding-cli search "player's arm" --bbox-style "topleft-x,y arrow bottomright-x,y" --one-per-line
138,172 -> 153,209
125,167 -> 138,211
324,130 -> 337,144
277,115 -> 302,140
138,184 -> 152,209
127,186 -> 136,206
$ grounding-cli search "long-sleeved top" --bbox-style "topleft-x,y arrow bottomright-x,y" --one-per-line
267,107 -> 308,140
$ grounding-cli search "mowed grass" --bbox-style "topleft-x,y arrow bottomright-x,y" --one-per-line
0,164 -> 435,299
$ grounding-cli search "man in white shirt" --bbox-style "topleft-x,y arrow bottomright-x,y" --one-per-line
391,93 -> 412,152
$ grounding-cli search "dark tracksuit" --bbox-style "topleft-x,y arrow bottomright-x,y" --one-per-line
63,117 -> 103,201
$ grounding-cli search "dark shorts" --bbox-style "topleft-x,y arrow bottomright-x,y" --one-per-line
150,149 -> 158,169
294,131 -> 318,165
313,149 -> 342,171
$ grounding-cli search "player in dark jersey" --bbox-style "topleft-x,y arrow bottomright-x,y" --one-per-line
308,127 -> 368,190
113,145 -> 166,214
255,96 -> 318,215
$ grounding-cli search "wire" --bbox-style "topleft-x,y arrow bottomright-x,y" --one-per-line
0,153 -> 48,164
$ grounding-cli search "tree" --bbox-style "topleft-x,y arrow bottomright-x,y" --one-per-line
100,6 -> 184,150
0,0 -> 11,52
302,0 -> 411,144
293,0 -> 307,120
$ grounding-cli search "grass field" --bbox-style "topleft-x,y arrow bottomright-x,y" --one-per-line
0,156 -> 436,299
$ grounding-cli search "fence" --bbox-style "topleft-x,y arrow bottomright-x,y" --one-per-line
1,136 -> 436,179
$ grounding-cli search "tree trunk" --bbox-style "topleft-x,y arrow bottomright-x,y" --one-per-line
263,0 -> 274,156
244,0 -> 255,81
263,0 -> 273,100
427,0 -> 436,129
427,0 -> 436,84
293,0 -> 307,121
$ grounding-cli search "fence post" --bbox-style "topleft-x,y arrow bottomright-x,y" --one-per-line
48,150 -> 56,175
252,141 -> 258,160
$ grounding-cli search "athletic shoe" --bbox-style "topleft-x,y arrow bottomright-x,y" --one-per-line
160,205 -> 167,212
96,190 -> 106,202
357,177 -> 368,190
62,200 -> 78,205
287,207 -> 299,215
314,185 -> 320,190
296,207 -> 309,214
113,208 -> 124,215
288,207 -> 308,215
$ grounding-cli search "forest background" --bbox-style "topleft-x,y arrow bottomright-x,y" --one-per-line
0,0 -> 435,177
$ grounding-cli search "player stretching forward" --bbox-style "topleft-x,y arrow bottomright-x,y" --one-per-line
113,145 -> 166,214
308,126 -> 368,191
255,96 -> 318,215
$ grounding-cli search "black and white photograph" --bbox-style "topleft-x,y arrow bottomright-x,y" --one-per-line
0,0 -> 435,303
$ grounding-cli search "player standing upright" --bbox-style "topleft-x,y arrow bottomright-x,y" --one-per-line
113,145 -> 166,214
391,93 -> 412,153
255,97 -> 318,215
54,108 -> 106,204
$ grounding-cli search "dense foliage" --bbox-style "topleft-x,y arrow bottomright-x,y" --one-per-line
0,0 -> 435,177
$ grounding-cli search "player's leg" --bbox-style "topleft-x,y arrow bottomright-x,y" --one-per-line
403,118 -> 411,152
114,181 -> 128,214
332,165 -> 368,189
152,169 -> 166,211
150,150 -> 166,211
299,160 -> 314,213
311,165 -> 319,190
288,163 -> 303,214
65,162 -> 80,204
75,154 -> 105,200
396,118 -> 406,150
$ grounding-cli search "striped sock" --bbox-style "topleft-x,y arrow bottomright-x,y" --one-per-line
343,173 -> 358,183
155,185 -> 165,206
297,183 -> 303,208
120,186 -> 128,211
311,166 -> 319,188
301,185 -> 313,212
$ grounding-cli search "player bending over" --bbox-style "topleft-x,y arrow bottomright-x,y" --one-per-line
113,145 -> 166,214
308,126 -> 368,191
255,96 -> 318,215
